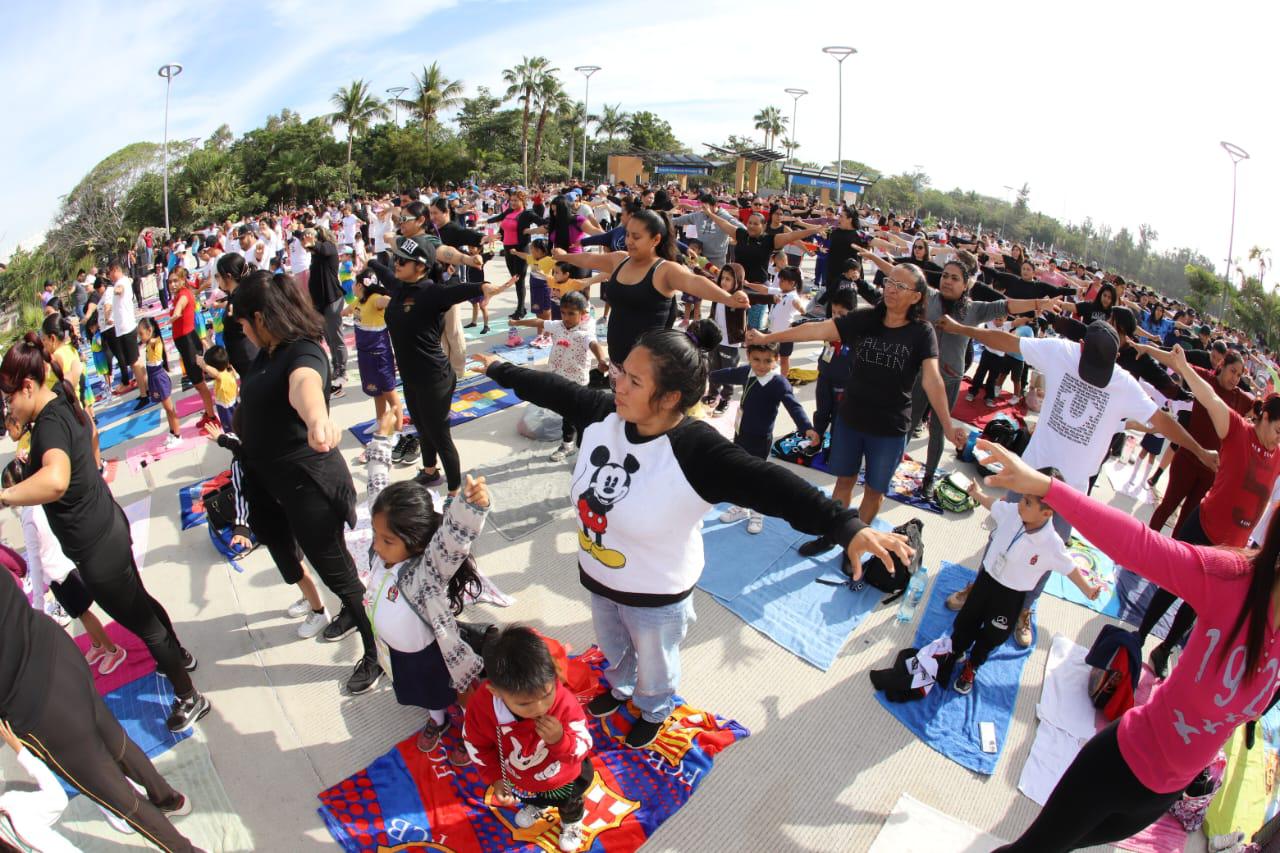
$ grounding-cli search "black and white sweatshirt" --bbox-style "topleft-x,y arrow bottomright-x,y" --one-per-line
487,362 -> 867,607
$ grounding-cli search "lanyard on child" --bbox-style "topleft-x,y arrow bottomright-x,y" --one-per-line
1005,526 -> 1027,554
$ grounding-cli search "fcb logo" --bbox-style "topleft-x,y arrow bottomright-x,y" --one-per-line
485,773 -> 637,852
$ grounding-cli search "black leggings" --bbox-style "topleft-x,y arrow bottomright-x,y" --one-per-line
100,328 -> 130,386
504,249 -> 527,313
242,462 -> 376,662
1138,507 -> 1211,645
994,721 -> 1182,852
79,509 -> 193,696
403,371 -> 461,491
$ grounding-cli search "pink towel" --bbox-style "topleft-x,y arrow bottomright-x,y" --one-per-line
125,414 -> 208,471
73,621 -> 157,696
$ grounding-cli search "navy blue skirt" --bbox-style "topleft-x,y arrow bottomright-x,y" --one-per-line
387,642 -> 457,711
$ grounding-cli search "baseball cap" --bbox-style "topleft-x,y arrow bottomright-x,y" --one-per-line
1079,321 -> 1119,388
1198,324 -> 1212,335
389,235 -> 437,266
339,245 -> 352,255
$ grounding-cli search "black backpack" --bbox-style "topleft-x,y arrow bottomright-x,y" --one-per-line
204,478 -> 240,532
858,518 -> 925,603
977,416 -> 1029,476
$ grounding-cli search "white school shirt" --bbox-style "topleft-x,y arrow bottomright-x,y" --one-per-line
20,506 -> 75,610
341,214 -> 360,245
288,237 -> 310,274
768,290 -> 803,333
981,501 -> 1074,591
363,558 -> 434,653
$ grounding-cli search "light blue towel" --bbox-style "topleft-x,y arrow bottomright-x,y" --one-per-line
1041,535 -> 1123,618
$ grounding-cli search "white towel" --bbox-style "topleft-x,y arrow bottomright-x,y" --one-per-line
1018,635 -> 1103,805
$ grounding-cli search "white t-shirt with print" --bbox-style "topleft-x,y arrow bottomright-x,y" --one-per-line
768,290 -> 803,333
363,559 -> 433,653
545,319 -> 597,386
341,214 -> 360,245
111,279 -> 137,334
1019,337 -> 1158,491
980,500 -> 1074,591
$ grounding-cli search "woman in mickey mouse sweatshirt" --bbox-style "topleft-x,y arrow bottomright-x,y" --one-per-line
471,329 -> 914,750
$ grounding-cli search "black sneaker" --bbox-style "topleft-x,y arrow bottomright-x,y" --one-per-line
397,435 -> 421,466
390,434 -> 410,465
321,607 -> 357,642
1149,642 -> 1172,680
797,536 -> 833,557
464,321 -> 477,328
165,691 -> 211,732
346,657 -> 383,695
133,397 -> 152,411
713,397 -> 730,415
587,690 -> 625,717
480,325 -> 490,335
180,379 -> 193,392
625,716 -> 665,749
917,476 -> 935,499
181,649 -> 198,672
329,384 -> 345,399
414,468 -> 445,488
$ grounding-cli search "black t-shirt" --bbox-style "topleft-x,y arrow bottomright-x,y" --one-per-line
824,229 -> 863,282
0,571 -> 65,729
1075,300 -> 1113,325
385,276 -> 482,382
734,227 -> 774,284
27,390 -> 118,563
238,338 -> 330,464
309,240 -> 342,308
603,259 -> 675,364
433,221 -> 483,250
832,308 -> 939,437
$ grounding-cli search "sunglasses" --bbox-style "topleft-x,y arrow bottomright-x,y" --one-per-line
393,256 -> 417,265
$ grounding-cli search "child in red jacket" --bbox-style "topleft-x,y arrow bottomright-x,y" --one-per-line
463,626 -> 593,852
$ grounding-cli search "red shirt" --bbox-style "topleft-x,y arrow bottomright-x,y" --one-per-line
171,285 -> 196,339
461,681 -> 591,793
1200,410 -> 1280,547
1185,366 -> 1254,454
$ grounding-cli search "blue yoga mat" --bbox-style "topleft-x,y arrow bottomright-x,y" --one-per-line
489,339 -> 549,365
875,561 -> 1032,775
699,506 -> 892,670
97,408 -> 164,450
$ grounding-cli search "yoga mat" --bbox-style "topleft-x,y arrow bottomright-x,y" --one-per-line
125,414 -> 209,471
178,471 -> 253,572
102,458 -> 119,485
868,793 -> 1007,852
1204,703 -> 1280,839
951,378 -> 1026,430
463,316 -> 510,340
1041,535 -> 1123,617
347,376 -> 523,444
478,447 -> 575,541
74,620 -> 156,696
316,646 -> 748,853
875,561 -> 1034,775
771,432 -> 945,514
489,339 -> 549,365
96,392 -> 208,452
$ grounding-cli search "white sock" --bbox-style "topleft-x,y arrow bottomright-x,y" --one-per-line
428,708 -> 446,726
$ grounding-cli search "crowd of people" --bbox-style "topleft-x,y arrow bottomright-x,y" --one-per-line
2,176 -> 1279,853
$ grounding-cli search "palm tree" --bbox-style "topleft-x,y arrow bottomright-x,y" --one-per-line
268,149 -> 315,205
502,56 -> 554,184
1249,245 -> 1272,287
530,73 -> 567,182
329,79 -> 387,192
397,62 -> 464,149
753,106 -> 787,179
560,100 -> 591,176
595,103 -> 629,142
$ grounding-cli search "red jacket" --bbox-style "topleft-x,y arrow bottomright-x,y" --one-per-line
462,681 -> 592,793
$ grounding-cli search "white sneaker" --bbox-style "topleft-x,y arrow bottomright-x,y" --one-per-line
44,600 -> 72,627
549,442 -> 575,463
558,819 -> 586,852
286,598 -> 312,619
98,804 -> 136,834
163,433 -> 183,450
1209,831 -> 1245,852
718,505 -> 749,524
746,512 -> 764,535
298,609 -> 330,639
514,804 -> 546,829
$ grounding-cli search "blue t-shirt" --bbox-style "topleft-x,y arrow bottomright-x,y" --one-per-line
1007,324 -> 1035,362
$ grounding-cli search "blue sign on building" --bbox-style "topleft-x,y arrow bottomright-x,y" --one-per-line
788,173 -> 865,193
653,165 -> 710,175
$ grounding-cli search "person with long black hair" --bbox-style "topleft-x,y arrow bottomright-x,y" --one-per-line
213,253 -> 261,377
0,335 -> 209,734
163,265 -> 219,424
306,227 -> 348,392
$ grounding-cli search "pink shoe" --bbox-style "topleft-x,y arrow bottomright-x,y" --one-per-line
84,643 -> 107,667
98,645 -> 128,676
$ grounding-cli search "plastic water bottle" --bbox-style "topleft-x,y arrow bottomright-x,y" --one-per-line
140,459 -> 155,491
896,566 -> 929,624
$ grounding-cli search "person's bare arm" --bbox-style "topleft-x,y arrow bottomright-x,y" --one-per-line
856,246 -> 895,277
920,358 -> 965,449
551,249 -> 623,273
1167,346 -> 1231,440
657,262 -> 750,308
936,315 -> 1023,355
746,320 -> 839,346
0,447 -> 71,506
772,225 -> 825,249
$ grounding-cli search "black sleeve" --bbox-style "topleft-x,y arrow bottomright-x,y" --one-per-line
1133,354 -> 1189,401
1049,313 -> 1087,342
454,226 -> 484,248
580,230 -> 614,248
366,258 -> 401,292
216,432 -> 244,455
484,211 -> 507,224
487,361 -> 615,437
969,281 -> 1003,302
230,459 -> 251,538
314,241 -> 337,262
856,279 -> 882,305
419,281 -> 484,312
1185,349 -> 1213,370
668,420 -> 865,546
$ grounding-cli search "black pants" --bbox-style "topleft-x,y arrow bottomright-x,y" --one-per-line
79,508 -> 193,696
504,250 -> 527,313
519,757 -> 594,824
20,629 -> 194,851
972,350 -> 1006,398
705,345 -> 740,402
1138,506 -> 1211,645
100,328 -> 129,386
403,370 -> 462,491
562,415 -> 577,445
321,297 -> 348,381
950,569 -> 1023,670
242,462 -> 376,663
909,374 -> 962,480
814,374 -> 842,437
993,721 -> 1182,852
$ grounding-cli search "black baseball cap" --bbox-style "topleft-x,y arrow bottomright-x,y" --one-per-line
389,235 -> 437,266
1079,321 -> 1119,388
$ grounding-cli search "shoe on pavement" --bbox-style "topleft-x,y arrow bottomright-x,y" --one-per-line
159,793 -> 193,817
133,397 -> 152,411
713,397 -> 730,416
165,692 -> 211,733
1149,642 -> 1173,680
718,505 -> 749,524
398,435 -> 421,466
549,442 -> 575,463
321,607 -> 358,642
1015,609 -> 1034,648
414,468 -> 445,488
558,819 -> 587,852
415,718 -> 448,753
514,804 -> 547,829
97,644 -> 128,676
45,600 -> 72,627
587,690 -> 625,718
480,325 -> 490,335
298,609 -> 330,640
329,384 -> 345,398
286,597 -> 313,619
625,716 -> 665,749
180,649 -> 198,672
346,658 -> 383,695
1209,831 -> 1245,852
746,512 -> 764,535
945,582 -> 973,611
797,536 -> 833,557
163,432 -> 184,450
390,433 -> 410,465
953,659 -> 976,695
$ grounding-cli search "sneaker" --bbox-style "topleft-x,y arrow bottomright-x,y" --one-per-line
321,607 -> 358,642
346,658 -> 383,695
625,716 -> 665,749
746,512 -> 764,535
945,582 -> 973,611
953,659 -> 976,695
1149,642 -> 1173,680
549,442 -> 575,463
298,609 -> 330,640
446,737 -> 472,767
558,819 -> 587,852
398,435 -> 421,466
1209,831 -> 1245,852
159,793 -> 193,817
163,433 -> 184,450
464,321 -> 477,329
507,329 -> 524,347
1009,395 -> 1022,406
180,649 -> 198,672
514,804 -> 547,829
415,718 -> 448,753
390,433 -> 410,465
916,476 -> 935,500
97,644 -> 128,676
586,690 -> 625,717
180,379 -> 193,392
44,600 -> 72,627
985,397 -> 998,408
85,643 -> 108,667
718,505 -> 749,524
133,397 -> 152,411
414,468 -> 445,488
713,397 -> 730,416
329,384 -> 345,398
1015,609 -> 1034,648
480,325 -> 490,335
165,692 -> 211,733
797,536 -> 833,557
286,597 -> 313,619
196,413 -> 217,429
964,392 -> 976,403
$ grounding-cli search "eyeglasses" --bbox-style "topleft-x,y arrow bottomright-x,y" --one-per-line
884,278 -> 916,293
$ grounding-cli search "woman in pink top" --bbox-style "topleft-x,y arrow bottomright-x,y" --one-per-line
977,438 -> 1280,853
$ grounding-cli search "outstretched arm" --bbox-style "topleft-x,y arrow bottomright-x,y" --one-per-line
746,319 -> 840,346
936,315 -> 1023,355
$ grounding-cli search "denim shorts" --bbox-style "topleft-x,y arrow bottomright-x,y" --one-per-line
826,419 -> 907,493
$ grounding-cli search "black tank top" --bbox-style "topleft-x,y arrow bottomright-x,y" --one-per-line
603,258 -> 675,364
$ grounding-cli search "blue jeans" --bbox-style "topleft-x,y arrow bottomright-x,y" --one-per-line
590,594 -> 695,723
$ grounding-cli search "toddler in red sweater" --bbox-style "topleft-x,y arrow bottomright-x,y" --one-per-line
463,626 -> 593,852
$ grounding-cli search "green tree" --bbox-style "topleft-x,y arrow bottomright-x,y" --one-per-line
529,73 -> 567,181
329,79 -> 388,180
398,63 -> 464,150
559,100 -> 591,177
502,56 -> 554,184
1185,264 -> 1224,314
625,111 -> 680,151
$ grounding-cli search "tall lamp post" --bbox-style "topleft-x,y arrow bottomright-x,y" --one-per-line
157,63 -> 183,241
574,65 -> 600,183
824,47 -> 855,203
386,86 -> 408,126
1000,184 -> 1016,240
1220,140 -> 1250,321
783,88 -> 807,194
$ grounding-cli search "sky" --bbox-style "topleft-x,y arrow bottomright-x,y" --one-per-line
1,0 -> 1275,281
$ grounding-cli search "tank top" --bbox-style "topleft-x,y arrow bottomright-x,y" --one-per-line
603,258 -> 675,364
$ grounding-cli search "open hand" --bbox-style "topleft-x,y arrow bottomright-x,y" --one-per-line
468,352 -> 501,373
1085,582 -> 1102,601
846,526 -> 914,581
936,315 -> 963,336
492,780 -> 517,808
463,474 -> 490,508
744,328 -> 768,345
974,439 -> 1052,496
229,534 -> 252,552
203,420 -> 224,441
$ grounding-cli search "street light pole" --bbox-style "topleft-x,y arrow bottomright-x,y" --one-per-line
783,88 -> 807,194
157,63 -> 183,241
386,86 -> 408,126
578,65 -> 601,181
1220,140 -> 1250,321
1000,184 -> 1016,240
822,47 -> 856,205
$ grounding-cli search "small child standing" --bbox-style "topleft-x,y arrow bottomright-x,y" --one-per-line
463,625 -> 593,853
746,266 -> 808,376
510,291 -> 609,462
201,345 -> 239,433
712,342 -> 819,534
338,245 -> 356,315
814,289 -> 855,439
508,240 -> 556,320
137,317 -> 182,450
949,469 -> 1100,694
